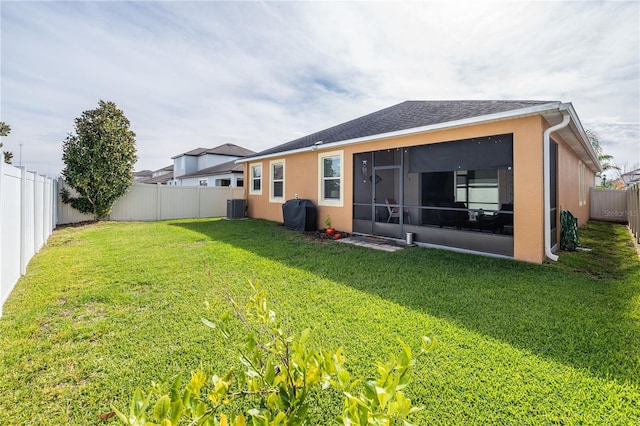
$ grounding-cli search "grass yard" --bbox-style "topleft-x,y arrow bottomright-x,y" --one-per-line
1,219 -> 639,424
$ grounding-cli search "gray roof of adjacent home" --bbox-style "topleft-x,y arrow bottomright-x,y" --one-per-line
245,100 -> 557,158
179,159 -> 244,179
140,171 -> 174,184
133,169 -> 153,178
172,143 -> 256,159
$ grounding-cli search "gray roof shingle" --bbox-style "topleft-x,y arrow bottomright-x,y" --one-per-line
179,159 -> 244,178
249,100 -> 557,158
173,143 -> 256,159
140,171 -> 174,184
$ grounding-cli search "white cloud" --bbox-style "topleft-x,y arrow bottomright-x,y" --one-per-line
1,1 -> 637,176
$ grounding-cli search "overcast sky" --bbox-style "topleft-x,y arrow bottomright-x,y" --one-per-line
1,1 -> 638,178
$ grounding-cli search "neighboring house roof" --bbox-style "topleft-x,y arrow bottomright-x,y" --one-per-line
155,165 -> 174,172
133,170 -> 153,179
138,165 -> 174,184
238,100 -> 601,173
621,168 -> 640,185
140,170 -> 175,184
178,159 -> 244,179
172,143 -> 256,159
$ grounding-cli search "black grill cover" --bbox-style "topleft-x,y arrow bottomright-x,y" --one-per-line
282,199 -> 317,232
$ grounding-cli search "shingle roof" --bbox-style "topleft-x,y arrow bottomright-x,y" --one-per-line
173,143 -> 256,159
177,148 -> 209,157
248,100 -> 557,158
133,170 -> 153,178
179,159 -> 244,179
206,143 -> 256,157
140,171 -> 174,184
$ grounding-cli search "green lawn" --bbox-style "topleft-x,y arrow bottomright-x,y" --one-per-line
1,219 -> 639,424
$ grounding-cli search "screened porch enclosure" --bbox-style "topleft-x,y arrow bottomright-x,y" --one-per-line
352,134 -> 515,257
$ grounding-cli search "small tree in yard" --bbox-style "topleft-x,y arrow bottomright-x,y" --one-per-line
585,128 -> 620,189
114,284 -> 434,425
0,121 -> 13,164
61,100 -> 137,220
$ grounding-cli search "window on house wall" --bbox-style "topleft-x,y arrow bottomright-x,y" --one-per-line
270,159 -> 285,202
199,179 -> 208,186
455,170 -> 500,210
216,178 -> 231,187
237,178 -> 244,188
250,163 -> 262,195
318,151 -> 343,207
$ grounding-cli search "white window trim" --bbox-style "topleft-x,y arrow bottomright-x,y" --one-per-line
318,150 -> 344,207
269,159 -> 285,203
249,162 -> 262,195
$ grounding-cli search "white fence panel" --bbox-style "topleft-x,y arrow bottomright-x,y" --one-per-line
1,164 -> 22,314
590,188 -> 628,222
34,174 -> 45,251
56,182 -> 94,225
21,171 -> 35,274
1,162 -> 55,317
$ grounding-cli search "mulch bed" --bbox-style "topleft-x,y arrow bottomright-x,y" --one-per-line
55,220 -> 98,230
303,229 -> 351,242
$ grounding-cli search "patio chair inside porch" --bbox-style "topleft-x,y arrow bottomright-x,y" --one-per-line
385,198 -> 411,224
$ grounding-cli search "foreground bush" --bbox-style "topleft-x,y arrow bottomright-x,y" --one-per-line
114,284 -> 434,425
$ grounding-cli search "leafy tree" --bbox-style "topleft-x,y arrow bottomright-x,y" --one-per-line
614,160 -> 640,187
61,100 -> 137,220
585,129 -> 620,188
0,121 -> 13,164
0,121 -> 10,136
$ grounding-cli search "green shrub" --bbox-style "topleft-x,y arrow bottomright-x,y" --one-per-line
114,284 -> 434,425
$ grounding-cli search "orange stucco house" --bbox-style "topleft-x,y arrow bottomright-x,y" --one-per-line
237,101 -> 601,263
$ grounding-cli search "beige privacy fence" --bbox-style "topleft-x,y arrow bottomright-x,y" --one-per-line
590,186 -> 640,244
590,188 -> 628,222
0,163 -> 56,316
57,181 -> 245,224
627,183 -> 640,244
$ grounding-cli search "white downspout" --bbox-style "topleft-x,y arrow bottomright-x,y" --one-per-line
543,112 -> 570,261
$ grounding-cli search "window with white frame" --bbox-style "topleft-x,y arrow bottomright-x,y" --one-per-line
318,151 -> 343,207
269,159 -> 285,202
199,179 -> 208,187
250,163 -> 262,195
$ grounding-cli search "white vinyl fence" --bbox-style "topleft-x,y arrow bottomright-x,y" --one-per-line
57,180 -> 245,224
0,162 -> 56,317
2,175 -> 245,316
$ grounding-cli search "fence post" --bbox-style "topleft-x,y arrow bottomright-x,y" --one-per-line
33,173 -> 38,251
20,167 -> 27,275
156,183 -> 162,220
0,161 -> 4,317
628,182 -> 640,244
197,185 -> 202,218
43,177 -> 48,238
53,178 -> 58,228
